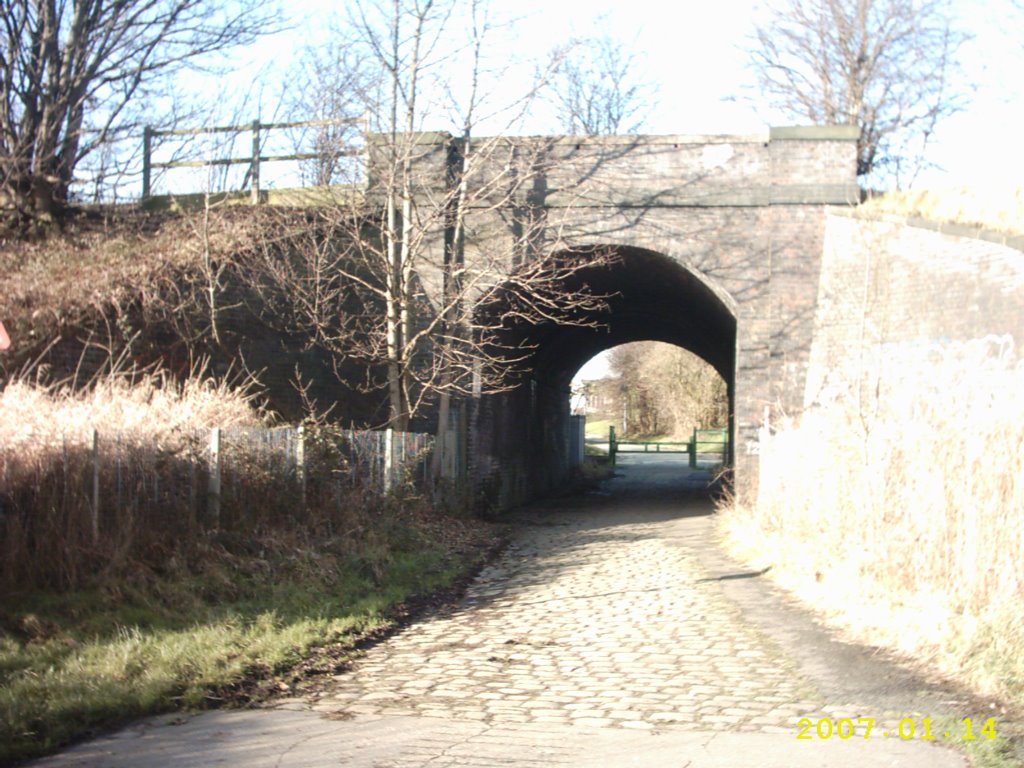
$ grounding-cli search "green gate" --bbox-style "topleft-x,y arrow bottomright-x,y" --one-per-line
609,426 -> 728,468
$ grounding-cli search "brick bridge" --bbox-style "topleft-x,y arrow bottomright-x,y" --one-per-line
388,125 -> 859,507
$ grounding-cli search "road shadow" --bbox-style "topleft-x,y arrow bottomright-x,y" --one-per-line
518,453 -> 721,525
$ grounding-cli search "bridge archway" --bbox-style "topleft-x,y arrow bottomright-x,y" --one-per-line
470,244 -> 737,508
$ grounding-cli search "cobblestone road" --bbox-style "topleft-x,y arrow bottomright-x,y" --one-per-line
309,482 -> 822,732
35,456 -> 976,767
283,457 -> 974,758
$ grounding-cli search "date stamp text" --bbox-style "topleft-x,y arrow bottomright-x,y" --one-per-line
796,716 -> 997,741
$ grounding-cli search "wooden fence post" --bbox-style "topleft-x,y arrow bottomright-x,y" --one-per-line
91,430 -> 100,544
142,127 -> 152,199
208,428 -> 221,529
250,120 -> 261,205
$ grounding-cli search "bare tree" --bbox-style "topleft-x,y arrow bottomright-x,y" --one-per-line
551,35 -> 652,135
250,0 -> 617,438
283,41 -> 370,187
609,342 -> 727,438
0,0 -> 277,227
748,0 -> 969,185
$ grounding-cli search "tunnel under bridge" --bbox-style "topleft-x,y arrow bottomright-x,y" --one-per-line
388,125 -> 861,508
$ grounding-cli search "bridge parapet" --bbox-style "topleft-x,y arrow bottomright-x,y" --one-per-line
366,125 -> 861,509
365,125 -> 860,211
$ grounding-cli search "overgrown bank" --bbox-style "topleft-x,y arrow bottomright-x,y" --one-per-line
718,337 -> 1023,720
0,207 -> 387,426
0,374 -> 502,766
859,186 -> 1024,237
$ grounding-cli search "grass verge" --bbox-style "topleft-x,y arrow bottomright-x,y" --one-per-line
717,336 -> 1024,767
584,418 -> 615,438
859,186 -> 1024,236
0,506 -> 503,766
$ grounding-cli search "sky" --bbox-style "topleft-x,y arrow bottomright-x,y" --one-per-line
170,0 -> 1024,380
189,0 -> 1024,186
169,0 -> 1024,194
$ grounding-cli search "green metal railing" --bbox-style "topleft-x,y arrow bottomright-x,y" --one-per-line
608,426 -> 728,468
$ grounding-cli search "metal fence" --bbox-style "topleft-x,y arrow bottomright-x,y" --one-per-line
607,426 -> 729,468
1,425 -> 434,550
185,425 -> 434,529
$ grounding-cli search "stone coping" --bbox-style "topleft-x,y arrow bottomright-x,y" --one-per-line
365,126 -> 860,147
827,205 -> 1024,252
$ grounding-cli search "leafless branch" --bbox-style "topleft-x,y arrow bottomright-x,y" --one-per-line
0,0 -> 280,227
747,0 -> 970,186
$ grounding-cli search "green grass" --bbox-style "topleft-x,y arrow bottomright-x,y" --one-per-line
615,433 -> 685,444
580,454 -> 614,482
0,515 -> 499,766
930,715 -> 1022,768
584,418 -> 615,438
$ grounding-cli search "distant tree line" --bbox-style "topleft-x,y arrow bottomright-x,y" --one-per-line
580,342 -> 728,439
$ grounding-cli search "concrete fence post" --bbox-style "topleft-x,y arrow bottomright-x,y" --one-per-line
115,435 -> 123,517
188,442 -> 197,530
296,425 -> 306,509
383,428 -> 395,493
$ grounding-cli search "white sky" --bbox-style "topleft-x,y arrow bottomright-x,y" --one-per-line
179,0 -> 1024,381
204,0 -> 1024,190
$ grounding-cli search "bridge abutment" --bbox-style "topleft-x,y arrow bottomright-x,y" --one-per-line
395,125 -> 861,509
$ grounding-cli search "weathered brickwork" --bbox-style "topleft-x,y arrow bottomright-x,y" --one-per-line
805,212 -> 1024,408
437,126 -> 862,508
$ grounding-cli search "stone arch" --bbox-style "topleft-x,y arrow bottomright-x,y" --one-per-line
469,244 -> 737,509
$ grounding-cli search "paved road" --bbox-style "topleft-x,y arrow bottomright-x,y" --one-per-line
35,455 -> 974,767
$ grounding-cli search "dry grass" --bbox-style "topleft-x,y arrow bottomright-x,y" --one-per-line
0,363 -> 425,596
2,370 -> 262,445
859,186 -> 1024,236
0,367 -> 498,765
0,207 -> 307,377
719,336 -> 1024,707
0,370 -> 270,592
0,366 -> 437,594
0,484 -> 499,766
0,208 -> 267,316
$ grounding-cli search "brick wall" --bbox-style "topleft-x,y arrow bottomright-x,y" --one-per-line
806,211 -> 1024,409
457,128 -> 861,509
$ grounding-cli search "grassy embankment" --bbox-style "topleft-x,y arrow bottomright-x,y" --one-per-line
0,375 -> 500,766
585,419 -> 676,444
858,185 -> 1024,236
717,188 -> 1023,766
0,207 -> 502,765
1,533 -> 494,767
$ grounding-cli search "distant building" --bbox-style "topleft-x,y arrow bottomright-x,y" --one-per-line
572,377 -> 618,417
